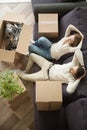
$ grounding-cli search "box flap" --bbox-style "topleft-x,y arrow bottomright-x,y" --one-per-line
0,20 -> 4,47
3,13 -> 25,23
0,49 -> 15,62
16,25 -> 33,55
39,24 -> 58,33
39,13 -> 58,21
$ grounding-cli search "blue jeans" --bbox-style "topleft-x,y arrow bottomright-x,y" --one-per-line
29,37 -> 52,60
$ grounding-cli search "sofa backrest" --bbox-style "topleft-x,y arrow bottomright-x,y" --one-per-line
32,0 -> 86,5
31,0 -> 86,12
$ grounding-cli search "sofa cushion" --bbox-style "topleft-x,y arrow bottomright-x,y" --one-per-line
34,105 -> 67,130
59,7 -> 87,51
66,98 -> 87,130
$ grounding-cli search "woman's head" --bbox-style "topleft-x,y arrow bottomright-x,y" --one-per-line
65,33 -> 82,47
72,33 -> 82,47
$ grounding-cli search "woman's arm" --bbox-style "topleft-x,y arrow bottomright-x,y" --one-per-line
65,24 -> 84,38
68,46 -> 79,53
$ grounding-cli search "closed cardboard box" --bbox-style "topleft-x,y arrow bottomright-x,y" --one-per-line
0,13 -> 33,63
38,13 -> 58,38
36,81 -> 62,111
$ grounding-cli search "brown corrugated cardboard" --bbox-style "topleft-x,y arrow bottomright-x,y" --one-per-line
0,13 -> 33,63
3,13 -> 25,23
36,81 -> 62,111
38,13 -> 58,38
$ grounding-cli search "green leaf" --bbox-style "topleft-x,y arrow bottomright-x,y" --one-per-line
0,69 -> 24,100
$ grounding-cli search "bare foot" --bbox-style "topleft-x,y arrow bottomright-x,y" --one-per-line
30,40 -> 35,44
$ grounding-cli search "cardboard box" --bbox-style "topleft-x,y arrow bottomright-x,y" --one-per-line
38,13 -> 58,38
36,81 -> 62,111
14,73 -> 26,93
8,73 -> 27,103
0,13 -> 33,63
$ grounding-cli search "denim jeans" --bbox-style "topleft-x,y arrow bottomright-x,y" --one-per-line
29,37 -> 52,60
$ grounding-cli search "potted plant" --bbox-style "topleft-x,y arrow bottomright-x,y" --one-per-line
0,69 -> 25,100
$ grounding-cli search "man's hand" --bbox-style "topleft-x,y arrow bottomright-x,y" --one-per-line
79,67 -> 86,80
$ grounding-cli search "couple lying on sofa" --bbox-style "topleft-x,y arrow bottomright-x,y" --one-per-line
17,24 -> 86,94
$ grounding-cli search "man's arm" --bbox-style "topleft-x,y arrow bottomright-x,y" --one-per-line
71,49 -> 84,66
66,68 -> 86,94
66,79 -> 80,94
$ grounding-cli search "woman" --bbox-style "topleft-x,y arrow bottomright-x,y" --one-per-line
29,24 -> 84,60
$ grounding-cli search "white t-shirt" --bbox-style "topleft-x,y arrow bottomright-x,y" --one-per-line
51,38 -> 76,60
49,62 -> 74,83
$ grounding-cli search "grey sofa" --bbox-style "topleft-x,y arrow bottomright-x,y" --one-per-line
31,0 -> 87,130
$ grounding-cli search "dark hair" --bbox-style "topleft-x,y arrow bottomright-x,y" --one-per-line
70,33 -> 82,47
75,66 -> 85,79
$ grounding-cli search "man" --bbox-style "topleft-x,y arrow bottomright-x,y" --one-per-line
17,49 -> 86,94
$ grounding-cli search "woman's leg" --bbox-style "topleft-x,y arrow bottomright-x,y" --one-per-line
35,36 -> 52,48
29,44 -> 51,60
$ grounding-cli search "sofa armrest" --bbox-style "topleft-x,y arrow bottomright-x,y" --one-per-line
66,98 -> 87,130
34,2 -> 87,22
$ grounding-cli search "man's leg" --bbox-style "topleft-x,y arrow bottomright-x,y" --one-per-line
72,49 -> 84,66
26,53 -> 53,71
17,69 -> 48,82
25,52 -> 50,73
18,53 -> 53,81
25,56 -> 34,73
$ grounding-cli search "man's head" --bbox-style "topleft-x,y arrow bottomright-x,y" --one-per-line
70,66 -> 86,79
65,33 -> 82,47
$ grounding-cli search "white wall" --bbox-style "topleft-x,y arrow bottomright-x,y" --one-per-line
0,0 -> 31,3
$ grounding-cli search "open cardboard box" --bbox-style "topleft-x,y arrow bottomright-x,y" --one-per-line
36,81 -> 62,111
0,13 -> 33,63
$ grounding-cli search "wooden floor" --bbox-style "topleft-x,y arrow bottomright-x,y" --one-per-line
0,2 -> 35,130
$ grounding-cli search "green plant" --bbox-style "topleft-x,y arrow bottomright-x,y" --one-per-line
0,69 -> 24,100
